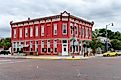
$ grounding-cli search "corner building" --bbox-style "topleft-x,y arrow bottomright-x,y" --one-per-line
10,11 -> 94,56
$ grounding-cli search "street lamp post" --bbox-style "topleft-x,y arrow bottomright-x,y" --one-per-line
106,23 -> 113,52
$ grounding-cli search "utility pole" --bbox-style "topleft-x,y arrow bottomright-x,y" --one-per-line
105,23 -> 113,52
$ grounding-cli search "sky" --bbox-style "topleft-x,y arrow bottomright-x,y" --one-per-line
0,0 -> 121,38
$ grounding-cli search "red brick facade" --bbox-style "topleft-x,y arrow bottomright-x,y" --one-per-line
10,11 -> 94,56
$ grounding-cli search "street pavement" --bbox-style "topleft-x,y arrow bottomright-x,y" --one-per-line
0,56 -> 121,80
0,54 -> 102,60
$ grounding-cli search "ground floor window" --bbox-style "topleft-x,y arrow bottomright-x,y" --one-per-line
36,48 -> 38,52
54,48 -> 57,52
30,48 -> 32,51
48,48 -> 51,52
64,48 -> 66,51
42,48 -> 44,52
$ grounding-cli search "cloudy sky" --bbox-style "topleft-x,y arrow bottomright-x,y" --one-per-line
0,0 -> 121,38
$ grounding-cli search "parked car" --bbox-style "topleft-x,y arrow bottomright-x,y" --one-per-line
115,51 -> 121,56
103,52 -> 118,57
0,50 -> 10,55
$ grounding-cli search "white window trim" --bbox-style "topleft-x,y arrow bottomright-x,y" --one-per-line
62,23 -> 67,35
25,28 -> 28,37
30,41 -> 32,52
76,26 -> 78,35
41,26 -> 44,36
82,27 -> 84,37
86,28 -> 89,38
30,27 -> 33,37
14,29 -> 16,38
41,40 -> 44,53
89,28 -> 91,38
35,41 -> 38,52
70,23 -> 73,35
54,24 -> 57,35
53,40 -> 57,53
35,26 -> 39,37
47,40 -> 50,53
19,28 -> 22,38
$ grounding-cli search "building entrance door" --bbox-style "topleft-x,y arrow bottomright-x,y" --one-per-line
62,40 -> 68,56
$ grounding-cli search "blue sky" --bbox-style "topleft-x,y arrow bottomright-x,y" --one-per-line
0,0 -> 121,38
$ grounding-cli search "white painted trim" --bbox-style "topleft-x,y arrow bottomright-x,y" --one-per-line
54,24 -> 57,35
18,24 -> 23,26
41,26 -> 44,36
24,23 -> 28,26
34,21 -> 39,24
52,18 -> 60,22
62,18 -> 68,21
62,40 -> 68,56
29,22 -> 33,25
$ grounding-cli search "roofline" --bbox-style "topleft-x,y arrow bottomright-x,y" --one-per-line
11,15 -> 60,25
70,15 -> 94,25
10,11 -> 94,26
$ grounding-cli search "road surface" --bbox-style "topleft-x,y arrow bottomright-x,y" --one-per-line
0,56 -> 121,80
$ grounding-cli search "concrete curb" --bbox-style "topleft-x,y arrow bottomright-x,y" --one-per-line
0,55 -> 95,60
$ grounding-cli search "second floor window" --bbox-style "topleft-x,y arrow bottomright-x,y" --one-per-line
54,24 -> 57,35
70,26 -> 73,34
41,40 -> 44,52
82,27 -> 84,37
54,40 -> 57,52
19,28 -> 22,38
70,23 -> 73,35
41,40 -> 44,48
75,26 -> 78,35
62,23 -> 67,34
47,40 -> 50,48
30,27 -> 33,37
14,29 -> 16,38
86,28 -> 89,38
35,26 -> 38,36
35,41 -> 38,52
89,28 -> 91,38
41,26 -> 44,36
25,28 -> 28,37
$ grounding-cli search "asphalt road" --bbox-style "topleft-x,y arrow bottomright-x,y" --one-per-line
0,56 -> 121,80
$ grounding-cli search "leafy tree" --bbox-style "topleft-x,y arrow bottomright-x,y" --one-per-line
0,38 -> 11,50
111,39 -> 121,50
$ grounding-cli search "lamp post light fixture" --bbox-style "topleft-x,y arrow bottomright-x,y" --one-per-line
106,23 -> 114,52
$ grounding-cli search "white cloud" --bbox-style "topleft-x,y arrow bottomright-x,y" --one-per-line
0,0 -> 121,37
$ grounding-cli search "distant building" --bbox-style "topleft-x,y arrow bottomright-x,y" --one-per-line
97,37 -> 110,43
10,11 -> 94,56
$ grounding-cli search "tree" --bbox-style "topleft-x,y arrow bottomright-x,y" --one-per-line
111,39 -> 121,50
0,38 -> 11,50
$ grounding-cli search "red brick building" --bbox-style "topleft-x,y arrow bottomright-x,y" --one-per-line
10,11 -> 94,56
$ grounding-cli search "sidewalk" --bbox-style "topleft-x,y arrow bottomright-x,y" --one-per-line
0,54 -> 102,60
